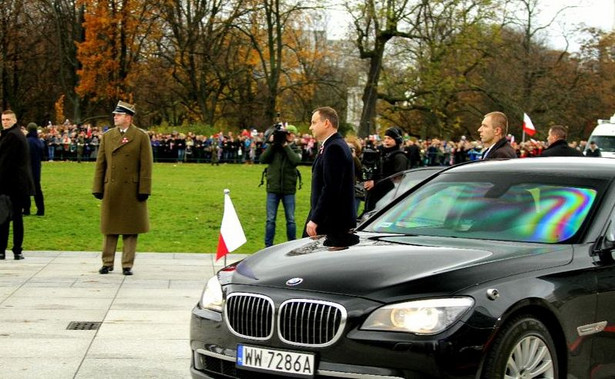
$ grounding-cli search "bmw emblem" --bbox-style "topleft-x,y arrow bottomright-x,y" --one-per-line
286,277 -> 303,286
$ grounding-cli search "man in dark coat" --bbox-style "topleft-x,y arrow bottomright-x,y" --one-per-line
92,101 -> 153,275
25,123 -> 45,216
0,110 -> 35,260
478,111 -> 517,160
585,141 -> 602,157
541,125 -> 584,157
404,138 -> 422,168
304,106 -> 358,248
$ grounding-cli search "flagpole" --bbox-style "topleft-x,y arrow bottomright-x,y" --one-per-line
522,129 -> 525,144
224,189 -> 229,267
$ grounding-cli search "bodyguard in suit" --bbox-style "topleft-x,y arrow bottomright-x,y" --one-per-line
0,110 -> 35,260
92,101 -> 153,275
478,111 -> 517,160
304,106 -> 358,247
540,125 -> 584,157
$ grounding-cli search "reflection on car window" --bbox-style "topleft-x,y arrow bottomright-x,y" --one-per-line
372,169 -> 440,212
367,180 -> 597,243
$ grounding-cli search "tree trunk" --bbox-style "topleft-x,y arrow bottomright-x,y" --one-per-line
359,43 -> 385,138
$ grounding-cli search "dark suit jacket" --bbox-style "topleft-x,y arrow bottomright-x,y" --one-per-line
27,131 -> 44,183
484,137 -> 517,160
540,139 -> 584,157
307,133 -> 356,238
0,124 -> 35,201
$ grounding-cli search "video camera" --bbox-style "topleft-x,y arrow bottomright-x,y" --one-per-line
361,148 -> 381,181
265,122 -> 290,145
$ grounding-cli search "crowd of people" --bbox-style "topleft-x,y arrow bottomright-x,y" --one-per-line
1,107 -> 604,262
34,122 -> 320,164
25,120 -> 601,166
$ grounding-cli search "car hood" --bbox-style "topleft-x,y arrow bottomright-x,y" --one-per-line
227,233 -> 573,301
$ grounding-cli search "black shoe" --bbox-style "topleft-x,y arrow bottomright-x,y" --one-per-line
99,266 -> 113,274
14,253 -> 24,260
35,212 -> 44,216
122,267 -> 133,276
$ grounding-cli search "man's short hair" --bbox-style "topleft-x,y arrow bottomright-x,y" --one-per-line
549,125 -> 567,140
485,111 -> 508,135
314,106 -> 339,129
2,110 -> 16,116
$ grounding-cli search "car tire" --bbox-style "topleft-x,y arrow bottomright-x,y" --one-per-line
481,314 -> 558,379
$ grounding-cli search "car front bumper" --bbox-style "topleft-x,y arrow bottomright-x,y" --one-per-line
190,303 -> 493,379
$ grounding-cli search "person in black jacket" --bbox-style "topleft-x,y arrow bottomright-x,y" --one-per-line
478,111 -> 517,160
541,125 -> 584,157
364,127 -> 409,212
304,107 -> 358,248
0,110 -> 35,260
24,123 -> 45,216
585,141 -> 602,157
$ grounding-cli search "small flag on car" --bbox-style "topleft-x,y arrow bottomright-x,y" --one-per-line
216,189 -> 247,261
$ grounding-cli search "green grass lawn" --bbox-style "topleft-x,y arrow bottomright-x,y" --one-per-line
23,161 -> 313,254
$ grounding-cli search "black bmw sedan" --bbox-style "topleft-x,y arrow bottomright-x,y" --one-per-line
191,157 -> 615,378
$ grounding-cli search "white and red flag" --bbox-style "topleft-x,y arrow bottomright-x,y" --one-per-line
523,113 -> 536,136
216,189 -> 246,261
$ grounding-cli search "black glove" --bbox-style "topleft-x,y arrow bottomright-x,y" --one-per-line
137,194 -> 149,202
93,193 -> 103,200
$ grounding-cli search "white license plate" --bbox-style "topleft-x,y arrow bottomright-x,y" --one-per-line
237,344 -> 315,377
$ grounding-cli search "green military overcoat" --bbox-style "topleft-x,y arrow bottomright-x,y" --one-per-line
92,125 -> 153,235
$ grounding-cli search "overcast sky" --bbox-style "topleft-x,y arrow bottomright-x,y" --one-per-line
537,0 -> 614,50
327,0 -> 615,51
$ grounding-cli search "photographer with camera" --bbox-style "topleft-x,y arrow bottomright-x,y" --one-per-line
260,123 -> 302,247
363,127 -> 409,212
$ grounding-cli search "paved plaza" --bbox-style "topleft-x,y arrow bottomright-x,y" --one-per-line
0,251 -> 245,379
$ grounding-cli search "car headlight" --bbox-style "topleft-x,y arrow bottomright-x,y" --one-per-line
361,297 -> 474,335
200,275 -> 224,312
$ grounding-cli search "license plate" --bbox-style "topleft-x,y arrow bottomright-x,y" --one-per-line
237,344 -> 315,377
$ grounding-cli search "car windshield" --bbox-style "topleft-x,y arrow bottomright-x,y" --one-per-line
590,135 -> 615,153
372,169 -> 440,211
363,173 -> 600,243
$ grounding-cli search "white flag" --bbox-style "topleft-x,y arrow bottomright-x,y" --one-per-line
216,189 -> 246,260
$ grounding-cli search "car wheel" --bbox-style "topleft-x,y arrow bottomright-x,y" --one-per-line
481,314 -> 558,379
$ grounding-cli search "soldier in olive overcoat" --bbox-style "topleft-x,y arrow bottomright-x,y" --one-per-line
92,101 -> 153,275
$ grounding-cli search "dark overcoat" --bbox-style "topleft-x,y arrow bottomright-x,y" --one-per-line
307,133 -> 356,236
540,139 -> 584,157
92,125 -> 153,234
0,124 -> 35,200
27,131 -> 44,183
484,137 -> 517,160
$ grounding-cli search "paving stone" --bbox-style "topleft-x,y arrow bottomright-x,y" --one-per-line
0,251 -> 244,378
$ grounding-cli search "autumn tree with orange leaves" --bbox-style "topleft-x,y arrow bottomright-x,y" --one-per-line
76,0 -> 162,110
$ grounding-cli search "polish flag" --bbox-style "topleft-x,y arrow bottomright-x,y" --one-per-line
216,189 -> 247,261
523,113 -> 536,136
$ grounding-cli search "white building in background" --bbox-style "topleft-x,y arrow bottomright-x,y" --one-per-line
346,86 -> 362,132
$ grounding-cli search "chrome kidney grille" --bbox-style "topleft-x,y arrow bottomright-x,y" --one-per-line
278,299 -> 346,347
225,293 -> 346,347
225,293 -> 275,340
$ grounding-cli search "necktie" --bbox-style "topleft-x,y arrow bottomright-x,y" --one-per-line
319,144 -> 324,155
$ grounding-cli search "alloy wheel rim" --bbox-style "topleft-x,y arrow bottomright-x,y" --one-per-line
504,335 -> 555,379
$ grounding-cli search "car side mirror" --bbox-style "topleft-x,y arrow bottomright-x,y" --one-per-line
607,223 -> 615,245
594,221 -> 615,263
